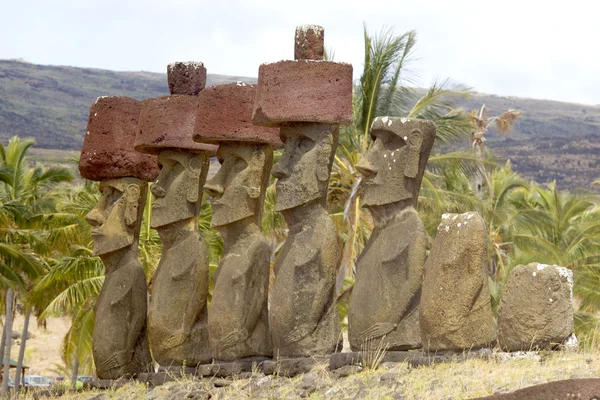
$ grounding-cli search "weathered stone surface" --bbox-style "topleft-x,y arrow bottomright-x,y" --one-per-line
252,61 -> 353,127
167,61 -> 206,96
269,123 -> 342,357
420,212 -> 496,351
135,95 -> 217,154
497,263 -> 574,351
204,143 -> 273,360
86,177 -> 153,379
79,96 -> 159,182
295,25 -> 324,60
349,118 -> 436,352
146,150 -> 212,366
263,357 -> 328,377
193,82 -> 282,146
197,358 -> 270,377
474,378 -> 600,400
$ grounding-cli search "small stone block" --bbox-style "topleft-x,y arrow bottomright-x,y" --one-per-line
79,96 -> 160,182
193,82 -> 282,146
263,357 -> 328,377
168,62 -> 207,96
135,95 -> 217,154
252,60 -> 353,127
295,25 -> 324,60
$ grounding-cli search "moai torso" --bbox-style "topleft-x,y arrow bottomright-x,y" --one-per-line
80,96 -> 157,379
135,62 -> 216,366
194,84 -> 280,360
347,117 -> 436,352
252,25 -> 353,357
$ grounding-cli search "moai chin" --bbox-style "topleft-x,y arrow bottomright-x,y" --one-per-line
134,61 -> 217,367
79,96 -> 157,379
193,82 -> 281,360
348,117 -> 436,352
420,211 -> 496,351
252,25 -> 353,357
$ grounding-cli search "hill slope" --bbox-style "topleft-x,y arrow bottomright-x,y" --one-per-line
1,59 -> 599,191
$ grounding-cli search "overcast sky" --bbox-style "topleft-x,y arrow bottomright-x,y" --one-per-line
2,0 -> 599,105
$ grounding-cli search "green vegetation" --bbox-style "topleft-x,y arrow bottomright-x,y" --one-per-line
0,26 -> 598,398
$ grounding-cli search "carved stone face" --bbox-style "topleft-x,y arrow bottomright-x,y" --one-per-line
271,124 -> 337,212
204,143 -> 272,227
150,150 -> 208,229
85,177 -> 144,256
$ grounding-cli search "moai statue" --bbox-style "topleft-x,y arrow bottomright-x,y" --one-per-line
79,96 -> 157,379
252,25 -> 353,357
135,62 -> 217,367
420,212 -> 496,351
348,117 -> 436,352
193,82 -> 281,360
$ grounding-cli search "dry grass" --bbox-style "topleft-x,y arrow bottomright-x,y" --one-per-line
11,347 -> 598,399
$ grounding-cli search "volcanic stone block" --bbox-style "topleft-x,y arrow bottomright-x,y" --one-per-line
79,96 -> 159,182
498,263 -> 574,351
135,95 -> 217,154
252,60 -> 353,127
167,62 -> 207,96
420,212 -> 496,351
295,25 -> 324,60
193,82 -> 281,146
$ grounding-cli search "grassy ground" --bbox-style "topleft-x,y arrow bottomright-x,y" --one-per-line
13,348 -> 600,399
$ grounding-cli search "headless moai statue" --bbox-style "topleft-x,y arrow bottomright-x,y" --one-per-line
193,82 -> 281,360
420,212 -> 496,351
348,117 -> 436,352
134,62 -> 217,367
79,96 -> 157,379
252,25 -> 353,357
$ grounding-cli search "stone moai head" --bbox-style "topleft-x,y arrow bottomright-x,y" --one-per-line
134,62 -> 217,230
251,25 -> 353,212
357,117 -> 436,208
193,82 -> 281,227
79,96 -> 160,256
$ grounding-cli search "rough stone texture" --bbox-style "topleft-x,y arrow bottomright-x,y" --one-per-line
147,151 -> 212,366
197,358 -> 270,377
79,96 -> 159,182
269,124 -> 342,357
295,25 -> 324,60
475,378 -> 600,400
262,357 -> 328,377
86,177 -> 153,379
167,61 -> 207,96
497,263 -> 574,351
420,212 -> 496,351
252,60 -> 353,127
348,118 -> 436,352
135,95 -> 217,154
205,143 -> 273,360
193,82 -> 282,146
329,350 -> 492,370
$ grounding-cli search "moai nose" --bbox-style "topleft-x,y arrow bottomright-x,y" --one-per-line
85,208 -> 104,227
151,182 -> 166,198
271,161 -> 288,179
204,182 -> 224,198
355,158 -> 377,178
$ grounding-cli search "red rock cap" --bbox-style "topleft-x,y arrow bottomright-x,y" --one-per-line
193,82 -> 282,146
79,96 -> 160,182
167,61 -> 207,96
135,95 -> 217,155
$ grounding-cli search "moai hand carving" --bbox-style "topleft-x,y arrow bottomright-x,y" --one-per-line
193,82 -> 281,360
135,62 -> 217,367
420,211 -> 496,351
252,25 -> 353,357
79,96 -> 156,379
348,117 -> 436,352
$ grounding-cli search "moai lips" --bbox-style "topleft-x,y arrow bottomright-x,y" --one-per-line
136,62 -> 214,367
254,26 -> 351,357
193,83 -> 277,360
252,25 -> 353,128
79,96 -> 159,182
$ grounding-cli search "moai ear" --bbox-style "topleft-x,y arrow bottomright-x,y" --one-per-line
186,157 -> 203,203
124,184 -> 141,226
247,148 -> 265,198
316,133 -> 333,182
405,129 -> 423,179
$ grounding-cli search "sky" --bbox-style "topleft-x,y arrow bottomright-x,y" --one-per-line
2,0 -> 599,105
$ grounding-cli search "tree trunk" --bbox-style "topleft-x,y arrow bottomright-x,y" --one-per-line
71,353 -> 79,390
1,288 -> 14,397
14,306 -> 31,392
